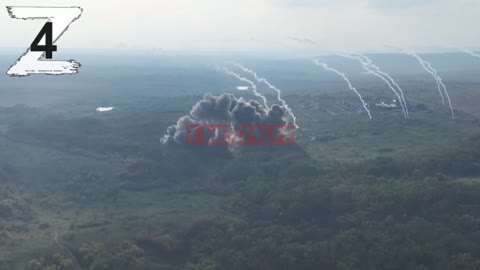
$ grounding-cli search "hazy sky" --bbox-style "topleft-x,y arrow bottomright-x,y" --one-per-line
1,0 -> 479,52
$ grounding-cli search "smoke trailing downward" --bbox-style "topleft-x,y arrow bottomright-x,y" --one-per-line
161,93 -> 289,150
356,54 -> 409,118
397,49 -> 455,119
461,49 -> 480,59
340,53 -> 408,119
407,52 -> 445,104
232,63 -> 298,128
313,60 -> 372,120
223,69 -> 268,108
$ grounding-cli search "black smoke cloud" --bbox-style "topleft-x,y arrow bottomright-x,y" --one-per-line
161,93 -> 290,148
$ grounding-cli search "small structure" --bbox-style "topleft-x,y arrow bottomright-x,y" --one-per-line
375,101 -> 397,109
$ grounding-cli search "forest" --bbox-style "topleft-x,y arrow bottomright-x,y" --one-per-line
0,92 -> 479,270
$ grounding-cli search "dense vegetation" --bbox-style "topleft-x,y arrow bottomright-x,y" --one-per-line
12,135 -> 480,270
1,100 -> 480,270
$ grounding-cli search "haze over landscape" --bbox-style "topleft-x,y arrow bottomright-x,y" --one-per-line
2,0 -> 480,52
2,1 -> 480,270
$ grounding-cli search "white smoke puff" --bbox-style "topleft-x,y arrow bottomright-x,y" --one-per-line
96,107 -> 114,112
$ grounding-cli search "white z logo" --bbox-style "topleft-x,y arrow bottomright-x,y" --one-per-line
6,6 -> 83,76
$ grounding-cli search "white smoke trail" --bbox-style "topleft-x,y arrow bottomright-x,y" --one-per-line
313,59 -> 372,120
340,54 -> 408,118
356,54 -> 409,118
232,63 -> 298,128
461,49 -> 480,59
223,68 -> 268,108
423,61 -> 455,119
407,52 -> 445,104
400,50 -> 455,119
